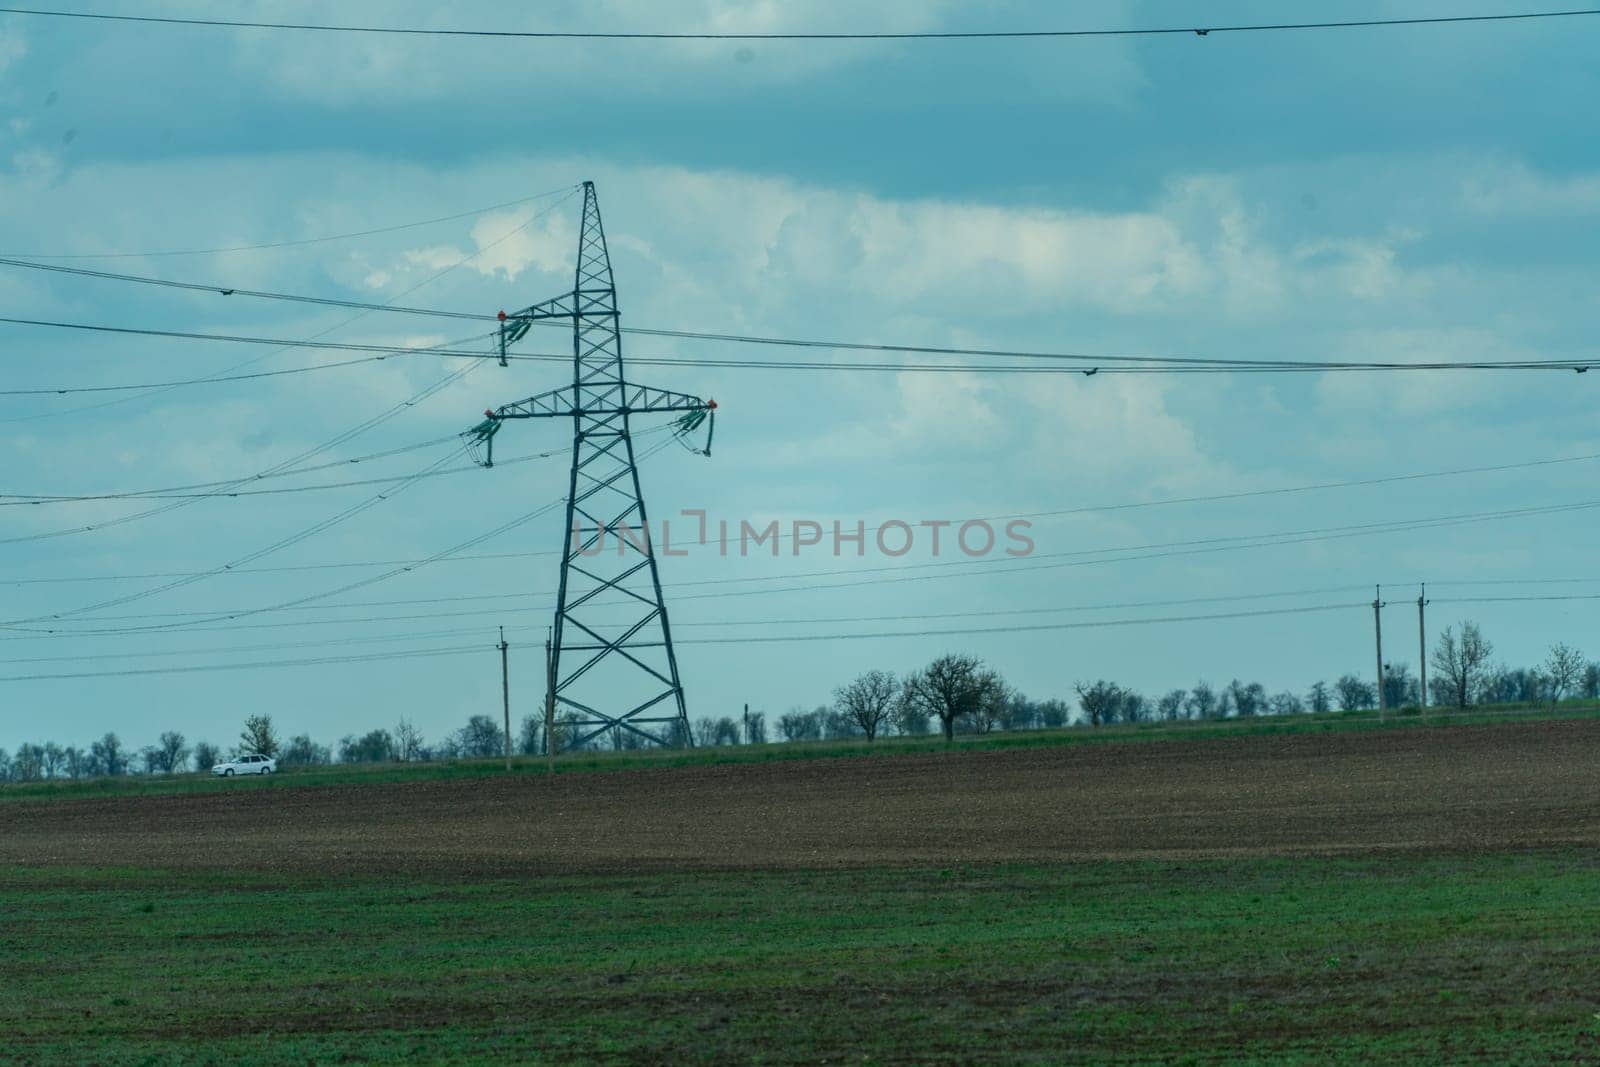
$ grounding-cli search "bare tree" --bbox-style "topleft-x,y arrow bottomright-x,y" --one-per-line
1228,680 -> 1266,718
745,711 -> 768,744
62,745 -> 85,779
280,734 -> 331,766
1157,690 -> 1186,721
1382,663 -> 1419,710
833,670 -> 900,741
1307,681 -> 1332,714
1074,680 -> 1122,728
777,710 -> 814,743
891,693 -> 931,735
1335,674 -> 1376,712
1185,682 -> 1219,720
12,743 -> 43,782
902,654 -> 996,741
192,741 -> 220,773
90,732 -> 127,777
1584,662 -> 1600,701
394,717 -> 424,762
1543,643 -> 1585,706
150,731 -> 190,774
238,715 -> 279,757
339,730 -> 395,763
457,715 -> 502,758
1431,622 -> 1494,711
517,715 -> 542,756
1268,691 -> 1304,716
40,742 -> 64,779
966,674 -> 1009,734
1037,698 -> 1069,729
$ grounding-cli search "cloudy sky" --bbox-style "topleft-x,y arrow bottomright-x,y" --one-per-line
1,1 -> 1597,754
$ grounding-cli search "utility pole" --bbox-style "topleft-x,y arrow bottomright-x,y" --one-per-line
1373,585 -> 1387,721
499,626 -> 511,771
1418,583 -> 1428,716
544,628 -> 555,775
743,702 -> 750,745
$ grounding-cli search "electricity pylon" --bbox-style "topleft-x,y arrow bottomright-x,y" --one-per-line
465,181 -> 714,750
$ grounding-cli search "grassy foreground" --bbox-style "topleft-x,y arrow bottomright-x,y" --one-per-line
6,699 -> 1599,804
4,853 -> 1599,1064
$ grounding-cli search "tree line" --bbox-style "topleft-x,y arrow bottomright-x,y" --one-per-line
2,620 -> 1595,782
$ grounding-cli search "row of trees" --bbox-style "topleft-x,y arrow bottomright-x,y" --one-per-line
688,623 -> 1596,745
3,622 -> 1596,782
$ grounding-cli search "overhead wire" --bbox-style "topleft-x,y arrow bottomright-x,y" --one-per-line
0,600 -> 1372,683
3,444 -> 1597,583
4,300 -> 1595,374
0,184 -> 579,259
0,437 -> 681,637
2,442 -> 477,625
0,449 -> 558,504
9,489 -> 1600,636
0,7 -> 1592,40
0,353 -> 476,397
0,584 -> 1379,656
0,186 -> 580,424
0,353 -> 485,546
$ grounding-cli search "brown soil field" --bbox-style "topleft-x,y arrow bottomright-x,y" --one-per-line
4,719 -> 1598,876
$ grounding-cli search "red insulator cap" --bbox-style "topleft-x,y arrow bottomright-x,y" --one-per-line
707,398 -> 718,409
497,309 -> 507,321
484,408 -> 495,418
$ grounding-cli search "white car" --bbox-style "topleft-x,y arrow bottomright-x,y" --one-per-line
212,753 -> 277,777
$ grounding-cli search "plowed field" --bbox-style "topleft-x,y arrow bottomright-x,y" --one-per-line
5,718 -> 1597,874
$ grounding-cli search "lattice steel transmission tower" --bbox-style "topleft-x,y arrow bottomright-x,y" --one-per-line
464,181 -> 714,750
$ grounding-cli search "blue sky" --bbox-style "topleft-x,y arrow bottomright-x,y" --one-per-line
1,1 -> 1597,754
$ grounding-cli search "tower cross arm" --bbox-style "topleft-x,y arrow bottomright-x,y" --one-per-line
488,382 -> 713,421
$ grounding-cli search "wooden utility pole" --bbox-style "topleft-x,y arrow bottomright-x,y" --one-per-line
544,628 -> 555,774
1418,584 -> 1428,716
743,702 -> 750,745
499,627 -> 511,771
1373,585 -> 1387,721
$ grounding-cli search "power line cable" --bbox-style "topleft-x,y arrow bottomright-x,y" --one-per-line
10,489 -> 1597,636
0,448 -> 557,504
2,315 -> 1589,375
0,7 -> 1592,40
0,623 -> 541,665
0,187 -> 579,424
0,600 -> 1369,683
0,257 -> 488,320
0,353 -> 460,396
0,584 -> 1380,656
5,282 -> 1595,373
0,642 -> 490,683
2,443 -> 474,625
3,445 -> 1596,584
3,438 -> 679,637
0,433 -> 460,501
0,353 -> 484,546
1431,593 -> 1600,604
0,184 -> 578,259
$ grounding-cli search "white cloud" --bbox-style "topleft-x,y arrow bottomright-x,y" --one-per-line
0,21 -> 23,76
1460,161 -> 1600,218
1315,327 -> 1532,416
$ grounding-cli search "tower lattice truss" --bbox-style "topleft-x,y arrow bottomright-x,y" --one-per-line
466,181 -> 714,749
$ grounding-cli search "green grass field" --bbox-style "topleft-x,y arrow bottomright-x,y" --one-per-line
5,698 -> 1597,803
5,853 -> 1599,1064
